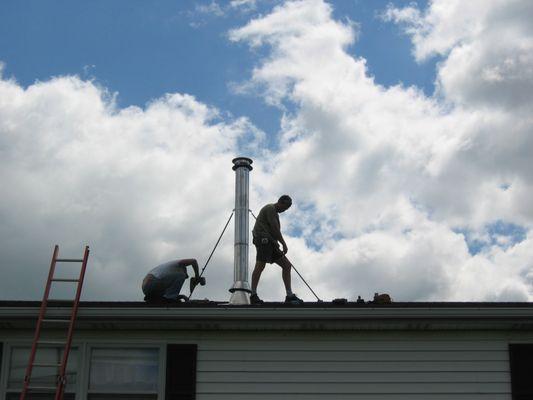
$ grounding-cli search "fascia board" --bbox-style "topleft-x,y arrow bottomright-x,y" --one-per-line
1,305 -> 533,331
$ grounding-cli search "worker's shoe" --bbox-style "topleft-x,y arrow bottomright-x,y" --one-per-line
250,293 -> 264,305
285,293 -> 304,304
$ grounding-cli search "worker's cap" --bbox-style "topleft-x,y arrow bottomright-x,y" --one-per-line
278,195 -> 292,206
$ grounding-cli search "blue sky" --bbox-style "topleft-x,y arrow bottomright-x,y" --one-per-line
0,0 -> 434,139
1,0 -> 531,302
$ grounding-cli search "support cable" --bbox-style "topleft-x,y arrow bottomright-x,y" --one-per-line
188,211 -> 234,300
249,209 -> 323,302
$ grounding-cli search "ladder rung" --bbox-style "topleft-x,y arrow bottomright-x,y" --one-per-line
51,278 -> 79,282
38,340 -> 66,345
55,258 -> 84,262
32,362 -> 62,367
42,318 -> 71,324
27,385 -> 57,391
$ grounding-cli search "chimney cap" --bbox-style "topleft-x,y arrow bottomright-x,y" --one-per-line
232,157 -> 253,171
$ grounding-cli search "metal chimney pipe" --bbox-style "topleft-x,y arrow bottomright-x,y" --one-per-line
229,157 -> 253,304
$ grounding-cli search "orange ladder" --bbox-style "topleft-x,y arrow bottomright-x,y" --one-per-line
20,245 -> 90,400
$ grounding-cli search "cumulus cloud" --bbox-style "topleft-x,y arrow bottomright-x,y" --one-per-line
1,0 -> 532,303
0,68 -> 264,301
229,0 -> 533,301
383,0 -> 533,110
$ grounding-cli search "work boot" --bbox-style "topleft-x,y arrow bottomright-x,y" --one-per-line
285,293 -> 304,304
250,293 -> 264,304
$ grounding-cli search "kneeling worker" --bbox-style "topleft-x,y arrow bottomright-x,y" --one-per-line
250,195 -> 303,304
142,259 -> 205,302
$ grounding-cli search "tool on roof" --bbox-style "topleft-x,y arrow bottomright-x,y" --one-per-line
373,292 -> 393,304
249,209 -> 323,303
332,298 -> 348,304
20,245 -> 90,400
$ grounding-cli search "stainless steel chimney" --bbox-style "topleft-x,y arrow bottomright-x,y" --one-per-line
229,157 -> 253,304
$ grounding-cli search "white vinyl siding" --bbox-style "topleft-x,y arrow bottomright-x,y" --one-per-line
2,310 -> 533,400
189,331 -> 528,400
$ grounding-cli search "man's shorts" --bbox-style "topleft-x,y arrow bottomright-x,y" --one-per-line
142,270 -> 187,300
253,236 -> 284,264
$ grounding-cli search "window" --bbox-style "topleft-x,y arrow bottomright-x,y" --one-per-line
88,347 -> 159,400
5,346 -> 77,400
166,344 -> 197,400
509,344 -> 533,400
2,343 -> 196,400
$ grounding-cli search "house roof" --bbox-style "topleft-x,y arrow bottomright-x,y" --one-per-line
1,300 -> 533,308
1,301 -> 533,331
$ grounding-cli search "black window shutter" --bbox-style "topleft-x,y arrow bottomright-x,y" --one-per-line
166,344 -> 197,400
509,344 -> 533,400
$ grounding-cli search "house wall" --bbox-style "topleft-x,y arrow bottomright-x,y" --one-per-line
2,328 -> 533,400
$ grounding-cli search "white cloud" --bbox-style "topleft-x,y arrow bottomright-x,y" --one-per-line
228,0 -> 533,301
0,69 -> 265,301
230,0 -> 258,12
384,0 -> 533,111
195,1 -> 225,17
1,0 -> 532,303
382,1 -> 488,61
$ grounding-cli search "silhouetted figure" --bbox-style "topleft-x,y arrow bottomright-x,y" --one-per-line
250,195 -> 303,304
